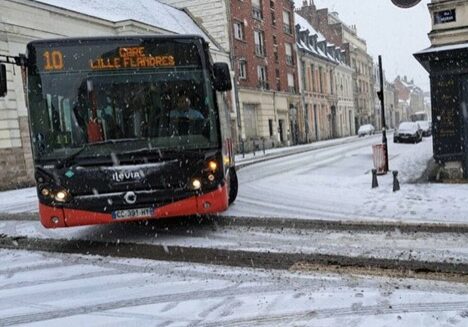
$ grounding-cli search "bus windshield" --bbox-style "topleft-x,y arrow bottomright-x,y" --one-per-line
27,40 -> 219,162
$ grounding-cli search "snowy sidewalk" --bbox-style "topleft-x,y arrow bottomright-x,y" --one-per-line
235,134 -> 381,167
228,137 -> 468,226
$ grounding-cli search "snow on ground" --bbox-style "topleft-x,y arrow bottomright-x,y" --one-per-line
1,219 -> 467,265
228,135 -> 468,225
235,134 -> 360,165
0,187 -> 37,213
0,134 -> 467,225
1,249 -> 467,326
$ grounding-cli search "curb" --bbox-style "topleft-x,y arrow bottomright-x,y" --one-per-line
0,235 -> 466,276
217,216 -> 468,234
1,212 -> 467,233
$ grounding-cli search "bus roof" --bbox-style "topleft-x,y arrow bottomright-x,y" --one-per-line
27,35 -> 208,48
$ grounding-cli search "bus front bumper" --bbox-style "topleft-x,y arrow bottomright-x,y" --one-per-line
39,185 -> 228,228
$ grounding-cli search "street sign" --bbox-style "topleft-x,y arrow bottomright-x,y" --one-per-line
391,0 -> 422,8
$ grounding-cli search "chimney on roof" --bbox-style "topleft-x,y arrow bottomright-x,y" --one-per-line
404,76 -> 407,82
331,11 -> 339,17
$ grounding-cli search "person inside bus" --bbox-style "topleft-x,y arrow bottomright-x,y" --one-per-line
169,95 -> 205,136
170,95 -> 204,120
100,97 -> 123,140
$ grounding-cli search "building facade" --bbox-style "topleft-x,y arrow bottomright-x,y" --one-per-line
296,0 -> 375,132
295,13 -> 354,143
161,0 -> 301,151
0,0 -> 232,190
415,0 -> 468,178
394,76 -> 425,122
373,65 -> 397,130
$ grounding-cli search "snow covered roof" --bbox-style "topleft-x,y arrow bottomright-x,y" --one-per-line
294,13 -> 326,42
415,42 -> 468,54
33,0 -> 214,45
295,13 -> 349,67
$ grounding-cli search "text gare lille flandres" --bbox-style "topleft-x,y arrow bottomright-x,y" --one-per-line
89,47 -> 175,70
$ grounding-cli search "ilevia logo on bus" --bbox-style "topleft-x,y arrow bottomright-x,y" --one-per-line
112,171 -> 142,182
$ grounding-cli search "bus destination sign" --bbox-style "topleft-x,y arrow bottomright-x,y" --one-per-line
32,40 -> 201,73
90,47 -> 175,70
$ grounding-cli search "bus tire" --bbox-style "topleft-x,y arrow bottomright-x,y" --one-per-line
228,168 -> 238,205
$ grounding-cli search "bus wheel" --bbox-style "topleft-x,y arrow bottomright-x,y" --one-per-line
228,168 -> 238,205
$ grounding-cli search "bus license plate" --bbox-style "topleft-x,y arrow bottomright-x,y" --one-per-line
112,207 -> 154,220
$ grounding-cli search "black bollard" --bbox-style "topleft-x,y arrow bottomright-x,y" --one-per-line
393,170 -> 400,192
253,140 -> 256,157
241,140 -> 245,158
262,138 -> 266,155
372,169 -> 379,188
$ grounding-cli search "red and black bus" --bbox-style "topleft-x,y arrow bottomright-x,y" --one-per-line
0,35 -> 238,228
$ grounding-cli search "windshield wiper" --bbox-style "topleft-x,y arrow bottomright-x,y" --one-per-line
56,138 -> 144,169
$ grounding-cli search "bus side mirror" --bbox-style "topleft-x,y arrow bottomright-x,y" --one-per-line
213,62 -> 232,92
0,64 -> 7,97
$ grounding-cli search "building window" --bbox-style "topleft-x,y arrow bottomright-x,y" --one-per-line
319,67 -> 323,93
239,60 -> 247,79
254,30 -> 266,57
283,10 -> 291,34
233,21 -> 245,40
252,0 -> 263,20
269,119 -> 274,136
271,11 -> 276,26
257,65 -> 268,89
288,73 -> 295,93
285,43 -> 293,65
310,64 -> 315,92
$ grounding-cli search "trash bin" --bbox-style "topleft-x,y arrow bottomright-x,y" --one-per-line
372,144 -> 387,175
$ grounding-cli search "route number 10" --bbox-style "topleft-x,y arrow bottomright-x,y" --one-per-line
43,50 -> 64,71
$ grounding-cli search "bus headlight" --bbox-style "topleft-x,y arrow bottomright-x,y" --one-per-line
55,190 -> 69,202
192,179 -> 202,190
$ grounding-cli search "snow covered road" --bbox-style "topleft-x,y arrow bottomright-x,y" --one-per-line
227,135 -> 468,225
1,218 -> 467,271
1,249 -> 467,326
0,134 -> 467,226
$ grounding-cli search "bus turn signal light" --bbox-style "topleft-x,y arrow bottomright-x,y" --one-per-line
208,161 -> 218,171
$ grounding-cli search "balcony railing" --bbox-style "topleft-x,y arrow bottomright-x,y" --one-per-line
288,86 -> 296,94
285,55 -> 294,65
283,24 -> 292,34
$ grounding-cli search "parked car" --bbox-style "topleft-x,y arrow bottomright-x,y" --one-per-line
358,124 -> 375,137
394,122 -> 423,143
416,120 -> 432,136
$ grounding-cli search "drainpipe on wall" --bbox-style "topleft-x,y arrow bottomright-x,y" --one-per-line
225,0 -> 243,149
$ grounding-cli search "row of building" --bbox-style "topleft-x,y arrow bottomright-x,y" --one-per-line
0,0 -> 428,189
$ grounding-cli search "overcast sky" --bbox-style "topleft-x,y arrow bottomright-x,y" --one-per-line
294,0 -> 432,91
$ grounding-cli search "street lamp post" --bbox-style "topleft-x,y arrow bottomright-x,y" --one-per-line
377,55 -> 389,173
